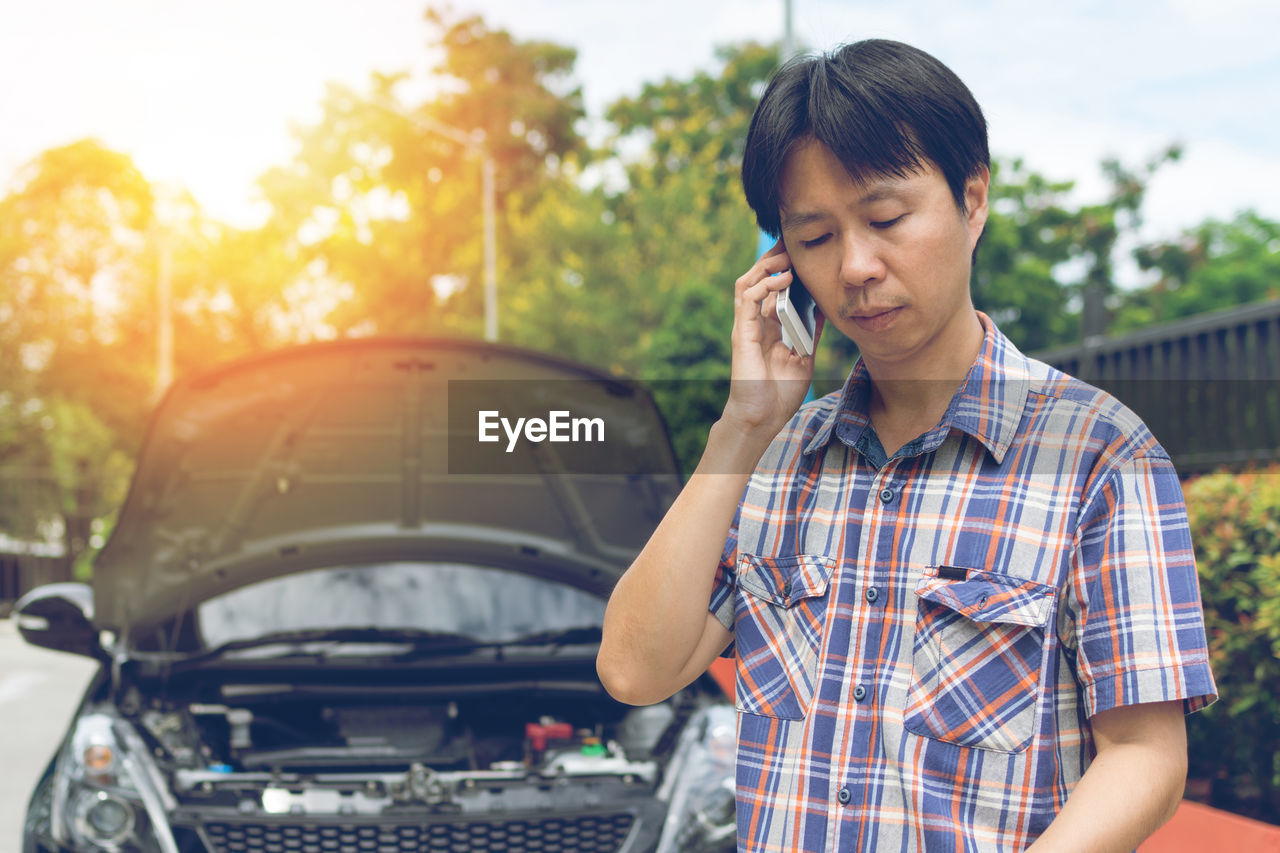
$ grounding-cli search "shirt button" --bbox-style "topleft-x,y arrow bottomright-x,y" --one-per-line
781,580 -> 792,597
878,487 -> 894,504
865,586 -> 879,603
853,684 -> 867,701
837,787 -> 852,805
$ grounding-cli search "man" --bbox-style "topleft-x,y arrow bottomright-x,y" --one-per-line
597,39 -> 1216,852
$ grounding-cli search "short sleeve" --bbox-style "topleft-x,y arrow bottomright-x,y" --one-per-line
708,501 -> 740,638
1071,453 -> 1218,717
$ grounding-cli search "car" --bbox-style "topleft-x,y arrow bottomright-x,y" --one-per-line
16,337 -> 737,853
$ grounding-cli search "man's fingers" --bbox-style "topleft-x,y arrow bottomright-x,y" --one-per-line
734,246 -> 792,299
731,244 -> 805,373
741,269 -> 792,309
762,290 -> 779,323
757,251 -> 793,278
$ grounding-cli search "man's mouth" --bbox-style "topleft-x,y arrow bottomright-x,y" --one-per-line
849,306 -> 903,331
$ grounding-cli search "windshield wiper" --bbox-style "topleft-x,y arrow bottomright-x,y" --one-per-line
164,626 -> 605,668
503,626 -> 602,647
166,628 -> 483,667
382,626 -> 604,662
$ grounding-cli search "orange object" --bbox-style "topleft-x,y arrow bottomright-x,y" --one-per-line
1140,800 -> 1280,852
524,721 -> 573,752
83,744 -> 114,772
708,658 -> 735,698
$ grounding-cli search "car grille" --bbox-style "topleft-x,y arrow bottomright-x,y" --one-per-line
198,813 -> 637,853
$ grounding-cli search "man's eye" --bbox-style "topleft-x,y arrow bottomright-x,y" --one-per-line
870,215 -> 905,229
801,234 -> 830,248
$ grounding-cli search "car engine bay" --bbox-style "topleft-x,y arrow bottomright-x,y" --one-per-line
122,674 -> 680,817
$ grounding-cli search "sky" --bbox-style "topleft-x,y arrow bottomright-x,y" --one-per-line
3,0 -> 1278,259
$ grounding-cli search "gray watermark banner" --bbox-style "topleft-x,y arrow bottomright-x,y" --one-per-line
447,379 -> 683,475
446,378 -> 1280,476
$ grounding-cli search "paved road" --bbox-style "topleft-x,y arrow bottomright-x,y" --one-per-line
0,616 -> 97,850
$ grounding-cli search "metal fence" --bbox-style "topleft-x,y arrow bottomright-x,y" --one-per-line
1032,299 -> 1280,475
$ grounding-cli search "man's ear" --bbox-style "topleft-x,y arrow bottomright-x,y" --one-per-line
965,166 -> 991,267
965,166 -> 990,234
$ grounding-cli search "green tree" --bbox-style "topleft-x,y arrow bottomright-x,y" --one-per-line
1073,145 -> 1182,339
0,140 -> 157,567
256,9 -> 586,338
502,171 -> 639,367
974,147 -> 1185,351
0,139 -> 156,419
972,159 -> 1079,351
161,212 -> 313,373
1115,211 -> 1280,332
498,43 -> 783,472
600,44 -> 780,468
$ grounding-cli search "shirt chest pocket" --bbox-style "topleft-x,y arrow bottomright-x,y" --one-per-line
733,553 -> 838,720
903,568 -> 1055,753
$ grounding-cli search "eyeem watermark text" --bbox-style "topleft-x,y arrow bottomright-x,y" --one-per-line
478,410 -> 605,453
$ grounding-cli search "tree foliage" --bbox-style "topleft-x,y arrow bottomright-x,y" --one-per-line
0,140 -> 155,567
1114,211 -> 1280,332
972,159 -> 1079,350
256,9 -> 586,338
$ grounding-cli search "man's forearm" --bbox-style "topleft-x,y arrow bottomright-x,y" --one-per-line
597,419 -> 771,705
1027,703 -> 1186,852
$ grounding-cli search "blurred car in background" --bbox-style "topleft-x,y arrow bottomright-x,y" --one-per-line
16,337 -> 736,853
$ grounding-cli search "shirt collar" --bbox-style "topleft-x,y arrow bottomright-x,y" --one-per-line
803,311 -> 1031,465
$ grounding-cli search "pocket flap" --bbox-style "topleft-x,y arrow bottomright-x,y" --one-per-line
915,567 -> 1053,627
736,553 -> 837,608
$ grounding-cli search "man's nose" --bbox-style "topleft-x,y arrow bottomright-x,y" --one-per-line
839,234 -> 886,286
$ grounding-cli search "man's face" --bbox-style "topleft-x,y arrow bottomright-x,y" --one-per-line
778,139 -> 988,373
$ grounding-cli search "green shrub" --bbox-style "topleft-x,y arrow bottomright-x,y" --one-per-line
1183,463 -> 1280,822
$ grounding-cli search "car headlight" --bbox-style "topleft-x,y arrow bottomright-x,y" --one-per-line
51,709 -> 177,853
654,704 -> 738,853
71,789 -> 138,848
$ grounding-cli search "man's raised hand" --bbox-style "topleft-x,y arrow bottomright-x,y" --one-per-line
724,240 -> 823,437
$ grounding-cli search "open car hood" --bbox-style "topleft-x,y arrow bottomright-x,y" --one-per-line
93,337 -> 682,635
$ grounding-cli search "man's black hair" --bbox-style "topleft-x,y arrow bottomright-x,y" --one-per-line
742,39 -> 989,238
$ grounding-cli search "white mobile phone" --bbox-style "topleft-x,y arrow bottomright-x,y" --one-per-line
776,271 -> 816,356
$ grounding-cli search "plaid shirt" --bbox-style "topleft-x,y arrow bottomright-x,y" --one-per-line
709,312 -> 1217,852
